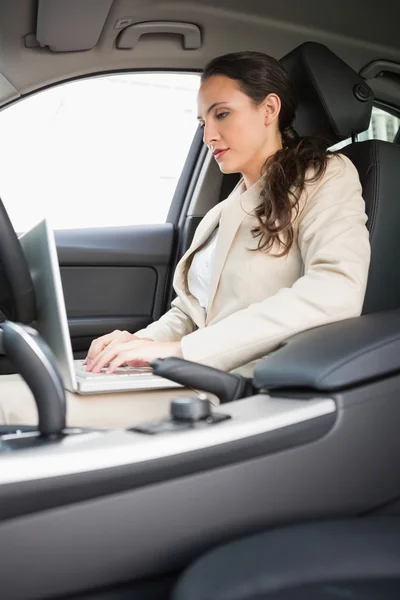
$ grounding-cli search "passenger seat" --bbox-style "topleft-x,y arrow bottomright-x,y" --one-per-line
171,42 -> 400,600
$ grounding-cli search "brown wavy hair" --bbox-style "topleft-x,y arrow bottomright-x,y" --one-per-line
201,51 -> 332,256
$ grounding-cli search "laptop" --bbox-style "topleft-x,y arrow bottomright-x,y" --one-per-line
18,219 -> 183,395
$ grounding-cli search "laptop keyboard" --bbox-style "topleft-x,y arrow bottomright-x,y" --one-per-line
75,361 -> 154,379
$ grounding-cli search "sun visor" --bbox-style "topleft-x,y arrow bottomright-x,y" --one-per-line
35,0 -> 113,52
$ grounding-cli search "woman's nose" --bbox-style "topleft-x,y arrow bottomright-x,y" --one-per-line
203,121 -> 220,146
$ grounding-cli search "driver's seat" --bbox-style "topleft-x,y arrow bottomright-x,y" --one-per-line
170,43 -> 400,600
281,42 -> 400,316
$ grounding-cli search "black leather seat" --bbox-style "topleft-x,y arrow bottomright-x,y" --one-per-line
173,519 -> 400,600
281,42 -> 400,314
343,139 -> 400,313
171,43 -> 400,600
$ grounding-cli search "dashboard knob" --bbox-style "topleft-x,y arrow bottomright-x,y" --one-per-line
170,396 -> 212,422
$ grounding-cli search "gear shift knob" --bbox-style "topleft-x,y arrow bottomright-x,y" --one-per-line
170,396 -> 212,422
0,321 -> 66,437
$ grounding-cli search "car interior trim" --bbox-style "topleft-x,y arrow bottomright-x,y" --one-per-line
0,395 -> 336,484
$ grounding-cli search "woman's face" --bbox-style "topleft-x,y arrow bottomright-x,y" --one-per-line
197,75 -> 281,187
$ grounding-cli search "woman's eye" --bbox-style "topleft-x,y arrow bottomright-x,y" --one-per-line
216,112 -> 228,120
199,122 -> 205,129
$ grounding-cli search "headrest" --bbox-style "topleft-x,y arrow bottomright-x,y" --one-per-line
280,42 -> 374,145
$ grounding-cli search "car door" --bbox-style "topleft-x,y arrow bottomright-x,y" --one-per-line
0,72 -> 203,361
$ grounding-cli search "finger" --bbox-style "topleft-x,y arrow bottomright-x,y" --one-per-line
89,343 -> 125,373
90,340 -> 140,373
86,330 -> 135,364
106,351 -> 150,374
85,333 -> 115,364
85,330 -> 123,364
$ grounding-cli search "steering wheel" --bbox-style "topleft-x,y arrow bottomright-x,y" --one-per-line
0,198 -> 36,324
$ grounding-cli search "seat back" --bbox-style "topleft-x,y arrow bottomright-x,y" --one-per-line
343,141 -> 400,313
281,42 -> 400,314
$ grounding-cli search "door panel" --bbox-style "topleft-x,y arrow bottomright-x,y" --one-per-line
62,267 -> 157,318
54,224 -> 175,354
54,225 -> 176,265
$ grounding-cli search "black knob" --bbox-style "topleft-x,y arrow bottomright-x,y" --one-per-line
353,83 -> 372,102
151,357 -> 253,404
1,321 -> 66,437
170,396 -> 212,422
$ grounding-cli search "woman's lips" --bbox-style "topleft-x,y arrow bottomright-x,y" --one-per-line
214,149 -> 228,160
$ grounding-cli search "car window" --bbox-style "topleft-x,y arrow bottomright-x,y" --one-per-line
0,73 -> 200,231
331,105 -> 400,151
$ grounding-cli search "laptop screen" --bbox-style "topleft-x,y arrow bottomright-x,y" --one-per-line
19,219 -> 77,391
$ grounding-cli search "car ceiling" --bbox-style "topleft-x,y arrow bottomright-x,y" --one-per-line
0,0 -> 399,107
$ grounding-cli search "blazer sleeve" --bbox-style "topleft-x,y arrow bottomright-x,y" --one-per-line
134,295 -> 198,342
179,154 -> 371,372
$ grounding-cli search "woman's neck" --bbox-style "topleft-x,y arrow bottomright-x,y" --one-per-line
242,135 -> 283,189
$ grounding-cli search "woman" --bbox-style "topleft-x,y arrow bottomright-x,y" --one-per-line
0,51 -> 371,429
84,51 -> 370,379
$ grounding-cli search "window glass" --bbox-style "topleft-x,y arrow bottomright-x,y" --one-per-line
0,73 -> 200,230
330,105 -> 400,151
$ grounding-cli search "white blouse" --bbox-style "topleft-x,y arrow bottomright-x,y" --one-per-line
187,227 -> 219,312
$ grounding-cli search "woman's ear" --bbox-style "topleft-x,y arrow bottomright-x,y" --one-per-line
264,93 -> 281,126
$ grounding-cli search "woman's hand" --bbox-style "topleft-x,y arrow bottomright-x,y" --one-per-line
84,336 -> 183,374
84,330 -> 153,369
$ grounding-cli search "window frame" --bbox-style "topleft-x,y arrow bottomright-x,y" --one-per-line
373,99 -> 400,121
370,100 -> 400,142
0,68 -> 204,231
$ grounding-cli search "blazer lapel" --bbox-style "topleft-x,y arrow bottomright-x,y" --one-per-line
206,178 -> 264,323
175,175 -> 246,287
173,176 -> 263,328
172,206 -> 224,328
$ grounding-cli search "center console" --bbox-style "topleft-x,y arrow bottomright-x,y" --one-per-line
1,316 -> 400,600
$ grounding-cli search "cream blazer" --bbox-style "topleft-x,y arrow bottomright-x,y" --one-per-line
135,154 -> 371,377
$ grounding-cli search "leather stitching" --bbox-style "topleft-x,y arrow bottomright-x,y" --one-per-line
367,141 -> 379,240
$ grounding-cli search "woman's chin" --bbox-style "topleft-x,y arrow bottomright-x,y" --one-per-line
218,161 -> 240,175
